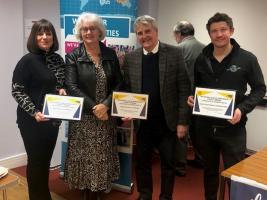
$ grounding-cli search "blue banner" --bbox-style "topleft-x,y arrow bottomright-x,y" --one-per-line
60,0 -> 137,59
59,0 -> 137,193
64,15 -> 130,38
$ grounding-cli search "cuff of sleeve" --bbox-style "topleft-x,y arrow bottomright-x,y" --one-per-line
102,99 -> 111,109
236,105 -> 246,115
177,120 -> 189,126
30,109 -> 39,117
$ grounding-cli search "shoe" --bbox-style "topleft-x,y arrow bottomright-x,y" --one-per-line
175,168 -> 186,177
136,195 -> 151,200
187,159 -> 204,169
175,163 -> 186,177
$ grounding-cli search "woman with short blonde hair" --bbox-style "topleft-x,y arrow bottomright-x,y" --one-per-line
64,12 -> 123,200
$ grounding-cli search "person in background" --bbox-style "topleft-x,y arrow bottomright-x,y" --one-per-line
188,12 -> 266,200
173,21 -> 205,176
123,15 -> 190,200
64,12 -> 123,200
12,19 -> 65,200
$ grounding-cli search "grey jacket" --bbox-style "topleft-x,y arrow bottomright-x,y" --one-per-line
123,42 -> 190,131
178,36 -> 205,88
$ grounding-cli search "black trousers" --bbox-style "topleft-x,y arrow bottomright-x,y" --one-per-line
19,120 -> 59,200
195,120 -> 246,200
176,116 -> 203,169
136,120 -> 177,200
188,116 -> 203,162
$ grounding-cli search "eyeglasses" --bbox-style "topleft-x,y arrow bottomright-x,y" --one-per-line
81,26 -> 98,33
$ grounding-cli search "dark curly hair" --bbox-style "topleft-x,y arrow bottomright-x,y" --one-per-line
206,13 -> 233,33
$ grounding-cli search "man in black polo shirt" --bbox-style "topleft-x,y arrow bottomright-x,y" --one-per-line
188,13 -> 266,200
123,15 -> 190,200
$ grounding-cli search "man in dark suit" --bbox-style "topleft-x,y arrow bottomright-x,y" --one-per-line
123,15 -> 190,200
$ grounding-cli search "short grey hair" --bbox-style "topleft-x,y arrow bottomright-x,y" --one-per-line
74,12 -> 106,41
134,15 -> 158,33
173,21 -> 195,36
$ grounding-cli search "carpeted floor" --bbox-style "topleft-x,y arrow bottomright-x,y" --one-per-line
11,152 -> 208,200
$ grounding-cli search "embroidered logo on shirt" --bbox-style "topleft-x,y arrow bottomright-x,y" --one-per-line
226,65 -> 241,72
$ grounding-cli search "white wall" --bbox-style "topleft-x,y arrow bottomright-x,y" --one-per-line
158,0 -> 267,82
1,0 -> 266,167
0,0 -> 155,168
247,106 -> 267,151
0,0 -> 62,168
23,0 -> 62,54
0,0 -> 26,166
138,0 -> 159,19
157,0 -> 267,151
23,0 -> 63,167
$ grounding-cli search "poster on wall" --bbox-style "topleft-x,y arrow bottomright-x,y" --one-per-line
60,0 -> 137,65
59,0 -> 137,193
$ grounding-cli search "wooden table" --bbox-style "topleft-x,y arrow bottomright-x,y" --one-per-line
219,147 -> 267,200
0,173 -> 19,200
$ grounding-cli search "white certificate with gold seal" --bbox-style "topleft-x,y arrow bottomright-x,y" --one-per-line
193,87 -> 236,119
111,92 -> 149,119
42,94 -> 84,120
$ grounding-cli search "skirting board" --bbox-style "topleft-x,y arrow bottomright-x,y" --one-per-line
0,153 -> 27,169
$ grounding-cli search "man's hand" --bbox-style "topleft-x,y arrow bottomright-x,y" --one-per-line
228,108 -> 242,125
176,124 -> 188,139
187,95 -> 194,107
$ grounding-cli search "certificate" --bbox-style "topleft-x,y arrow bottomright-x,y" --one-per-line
42,94 -> 84,120
193,87 -> 236,119
111,92 -> 148,119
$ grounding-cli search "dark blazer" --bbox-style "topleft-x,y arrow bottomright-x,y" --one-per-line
123,42 -> 190,131
65,42 -> 123,114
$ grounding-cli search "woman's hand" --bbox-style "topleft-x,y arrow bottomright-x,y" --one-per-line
34,111 -> 49,122
58,89 -> 67,95
92,104 -> 109,121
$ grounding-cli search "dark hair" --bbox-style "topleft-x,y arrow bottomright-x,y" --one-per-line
206,13 -> 233,33
27,19 -> 59,53
173,21 -> 195,36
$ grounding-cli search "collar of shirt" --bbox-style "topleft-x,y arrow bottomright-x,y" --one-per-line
143,41 -> 159,55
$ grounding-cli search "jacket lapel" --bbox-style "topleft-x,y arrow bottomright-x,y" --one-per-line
133,48 -> 143,93
158,43 -> 167,96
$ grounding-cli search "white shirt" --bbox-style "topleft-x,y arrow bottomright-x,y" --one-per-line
143,41 -> 159,55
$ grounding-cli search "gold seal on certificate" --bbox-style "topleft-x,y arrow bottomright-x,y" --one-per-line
42,94 -> 84,120
111,92 -> 149,119
193,87 -> 236,119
